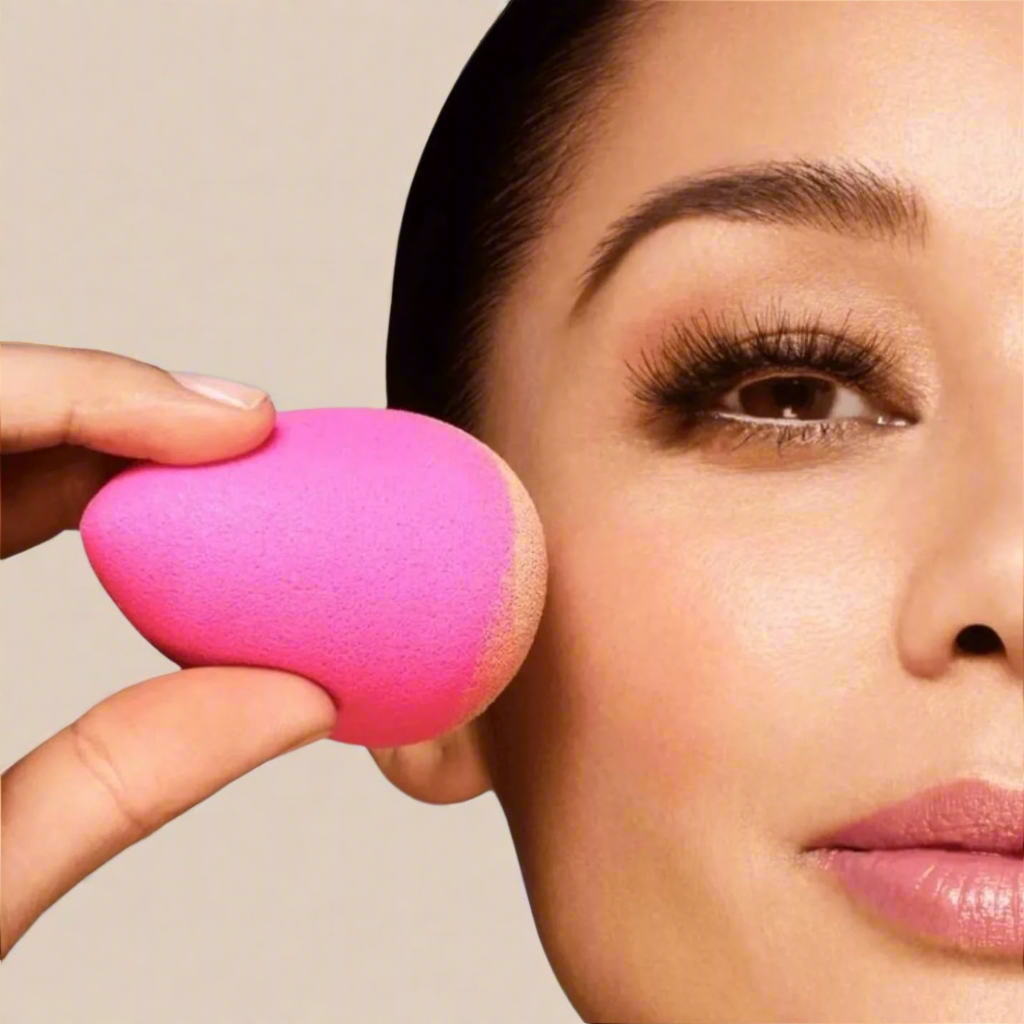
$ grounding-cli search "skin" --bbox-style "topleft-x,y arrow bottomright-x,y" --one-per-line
371,3 -> 1023,1021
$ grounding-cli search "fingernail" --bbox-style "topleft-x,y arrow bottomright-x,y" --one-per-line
170,371 -> 268,410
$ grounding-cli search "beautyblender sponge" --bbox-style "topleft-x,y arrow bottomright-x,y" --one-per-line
80,407 -> 547,747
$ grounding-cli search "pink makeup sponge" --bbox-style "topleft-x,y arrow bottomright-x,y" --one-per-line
80,408 -> 547,747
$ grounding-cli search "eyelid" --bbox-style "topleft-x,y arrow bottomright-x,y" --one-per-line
680,415 -> 871,459
631,305 -> 918,409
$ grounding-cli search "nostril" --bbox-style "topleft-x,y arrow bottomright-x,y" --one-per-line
955,624 -> 1004,657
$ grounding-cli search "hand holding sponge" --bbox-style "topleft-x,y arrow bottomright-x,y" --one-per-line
81,408 -> 547,747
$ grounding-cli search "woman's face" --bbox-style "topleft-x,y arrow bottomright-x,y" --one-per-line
475,3 -> 1022,1021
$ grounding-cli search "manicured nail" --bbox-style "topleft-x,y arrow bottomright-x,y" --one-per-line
170,371 -> 268,409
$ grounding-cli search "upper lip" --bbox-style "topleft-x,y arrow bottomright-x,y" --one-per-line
806,779 -> 1024,855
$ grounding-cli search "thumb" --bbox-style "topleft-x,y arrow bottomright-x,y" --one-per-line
0,665 -> 337,959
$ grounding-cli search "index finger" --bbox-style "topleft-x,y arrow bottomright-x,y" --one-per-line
0,341 -> 275,463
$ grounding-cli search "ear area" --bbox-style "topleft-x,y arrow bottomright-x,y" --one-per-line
366,717 -> 494,805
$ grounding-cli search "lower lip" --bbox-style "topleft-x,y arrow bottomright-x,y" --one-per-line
810,847 -> 1024,957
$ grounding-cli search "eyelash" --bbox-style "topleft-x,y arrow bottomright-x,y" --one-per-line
624,303 -> 915,455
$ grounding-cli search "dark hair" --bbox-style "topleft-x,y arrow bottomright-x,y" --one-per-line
385,0 -> 653,434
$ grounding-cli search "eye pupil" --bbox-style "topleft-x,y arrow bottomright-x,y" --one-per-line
740,377 -> 834,420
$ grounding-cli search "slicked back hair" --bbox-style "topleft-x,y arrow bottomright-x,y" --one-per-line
385,0 -> 655,434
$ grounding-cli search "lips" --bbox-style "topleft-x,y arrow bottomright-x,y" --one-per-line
806,779 -> 1023,957
812,778 -> 1023,854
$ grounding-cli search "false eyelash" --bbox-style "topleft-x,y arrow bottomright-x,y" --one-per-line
624,301 -> 910,450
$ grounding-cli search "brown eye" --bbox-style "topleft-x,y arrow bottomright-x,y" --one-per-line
715,374 -> 897,424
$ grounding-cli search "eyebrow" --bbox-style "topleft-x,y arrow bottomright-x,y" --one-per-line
569,157 -> 929,319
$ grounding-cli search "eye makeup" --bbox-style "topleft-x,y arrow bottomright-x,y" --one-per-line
624,299 -> 922,457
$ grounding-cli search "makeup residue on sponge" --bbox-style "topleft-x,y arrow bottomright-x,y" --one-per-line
79,408 -> 547,747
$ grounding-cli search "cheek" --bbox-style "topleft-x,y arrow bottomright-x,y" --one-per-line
528,483 -> 883,833
543,510 -> 737,803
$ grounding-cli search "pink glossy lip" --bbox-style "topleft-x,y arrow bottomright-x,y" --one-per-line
805,779 -> 1023,957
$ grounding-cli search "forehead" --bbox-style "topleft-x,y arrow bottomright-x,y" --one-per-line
609,2 -> 1018,168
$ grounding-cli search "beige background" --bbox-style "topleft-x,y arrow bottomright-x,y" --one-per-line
0,2 -> 578,1021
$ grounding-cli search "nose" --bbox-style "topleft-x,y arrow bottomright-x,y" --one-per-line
897,497 -> 1023,682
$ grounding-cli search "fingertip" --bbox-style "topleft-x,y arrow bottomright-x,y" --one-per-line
138,388 -> 278,465
173,665 -> 339,751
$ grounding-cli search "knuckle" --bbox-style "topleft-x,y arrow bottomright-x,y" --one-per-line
69,715 -> 156,841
